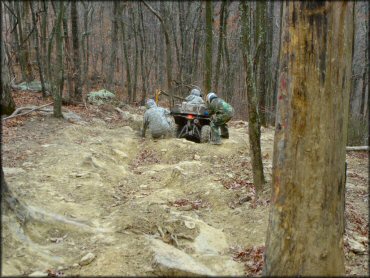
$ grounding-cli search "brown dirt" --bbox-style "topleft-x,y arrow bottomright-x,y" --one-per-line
1,102 -> 368,276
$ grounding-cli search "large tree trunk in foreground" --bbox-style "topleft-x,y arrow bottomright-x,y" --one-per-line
264,2 -> 354,275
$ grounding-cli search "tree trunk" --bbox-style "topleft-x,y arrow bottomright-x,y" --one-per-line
53,2 -> 64,118
62,2 -> 73,101
30,1 -> 47,98
71,1 -> 82,102
256,1 -> 267,127
1,32 -> 16,115
241,2 -> 265,192
143,1 -> 173,96
204,1 -> 213,94
214,1 -> 226,92
264,2 -> 354,275
15,1 -> 33,82
107,2 -> 119,92
138,3 -> 148,104
350,1 -> 369,118
121,6 -> 132,103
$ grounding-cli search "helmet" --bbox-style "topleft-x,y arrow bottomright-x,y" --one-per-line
146,99 -> 157,109
206,92 -> 217,103
190,88 -> 201,97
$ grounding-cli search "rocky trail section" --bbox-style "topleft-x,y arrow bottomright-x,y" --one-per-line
2,108 -> 368,276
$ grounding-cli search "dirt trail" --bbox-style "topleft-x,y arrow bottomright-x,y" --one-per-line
2,109 -> 368,276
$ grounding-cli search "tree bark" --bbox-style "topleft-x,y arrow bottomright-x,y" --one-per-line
204,1 -> 213,94
350,1 -> 369,118
214,1 -> 226,92
53,2 -> 64,118
107,2 -> 119,92
30,1 -> 47,98
71,1 -> 82,102
121,5 -> 132,103
241,2 -> 265,192
264,2 -> 354,275
1,29 -> 16,116
256,1 -> 267,127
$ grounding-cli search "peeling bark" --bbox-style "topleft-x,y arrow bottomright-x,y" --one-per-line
264,2 -> 354,275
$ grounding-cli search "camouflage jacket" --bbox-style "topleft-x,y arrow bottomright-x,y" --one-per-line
185,95 -> 205,104
207,98 -> 234,117
142,107 -> 171,137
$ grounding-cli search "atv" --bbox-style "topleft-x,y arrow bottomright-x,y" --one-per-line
170,102 -> 211,143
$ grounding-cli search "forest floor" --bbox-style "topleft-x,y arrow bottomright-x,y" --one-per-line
1,92 -> 368,276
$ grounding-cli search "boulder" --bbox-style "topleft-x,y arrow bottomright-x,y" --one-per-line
148,237 -> 216,276
87,89 -> 116,105
63,111 -> 83,123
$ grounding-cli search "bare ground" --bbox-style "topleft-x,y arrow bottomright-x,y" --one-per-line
1,105 -> 368,276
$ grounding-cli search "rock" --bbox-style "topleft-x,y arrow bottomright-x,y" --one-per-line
28,271 -> 48,277
63,111 -> 82,123
87,89 -> 116,105
72,263 -> 79,268
121,126 -> 134,133
148,237 -> 216,276
193,154 -> 201,160
184,220 -> 196,229
120,111 -> 133,121
79,252 -> 96,266
353,234 -> 368,245
3,167 -> 26,176
140,184 -> 148,189
112,148 -> 129,159
161,149 -> 168,153
193,221 -> 229,255
347,237 -> 366,254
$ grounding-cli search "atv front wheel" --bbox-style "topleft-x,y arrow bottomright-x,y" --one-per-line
200,125 -> 211,143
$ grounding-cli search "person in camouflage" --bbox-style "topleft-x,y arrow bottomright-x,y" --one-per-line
206,92 -> 234,145
185,88 -> 205,104
142,99 -> 171,139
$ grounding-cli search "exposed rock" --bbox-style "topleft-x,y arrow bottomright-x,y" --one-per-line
28,271 -> 48,277
347,237 -> 366,254
194,154 -> 201,160
3,167 -> 26,176
193,221 -> 228,255
79,252 -> 96,266
112,149 -> 129,159
87,89 -> 116,105
148,237 -> 216,276
63,111 -> 83,123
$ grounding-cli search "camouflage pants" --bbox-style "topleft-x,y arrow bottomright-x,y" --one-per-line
210,113 -> 232,143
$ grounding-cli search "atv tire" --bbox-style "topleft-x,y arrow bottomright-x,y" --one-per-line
200,125 -> 211,143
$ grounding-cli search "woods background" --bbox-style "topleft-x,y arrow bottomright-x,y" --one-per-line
1,1 -> 368,144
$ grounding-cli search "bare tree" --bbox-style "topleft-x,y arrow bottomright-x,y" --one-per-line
52,2 -> 64,118
71,1 -> 82,102
264,2 -> 354,275
204,1 -> 213,94
1,29 -> 16,115
240,1 -> 265,193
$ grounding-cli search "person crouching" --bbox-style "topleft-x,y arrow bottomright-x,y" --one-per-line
206,92 -> 234,145
141,99 -> 171,139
